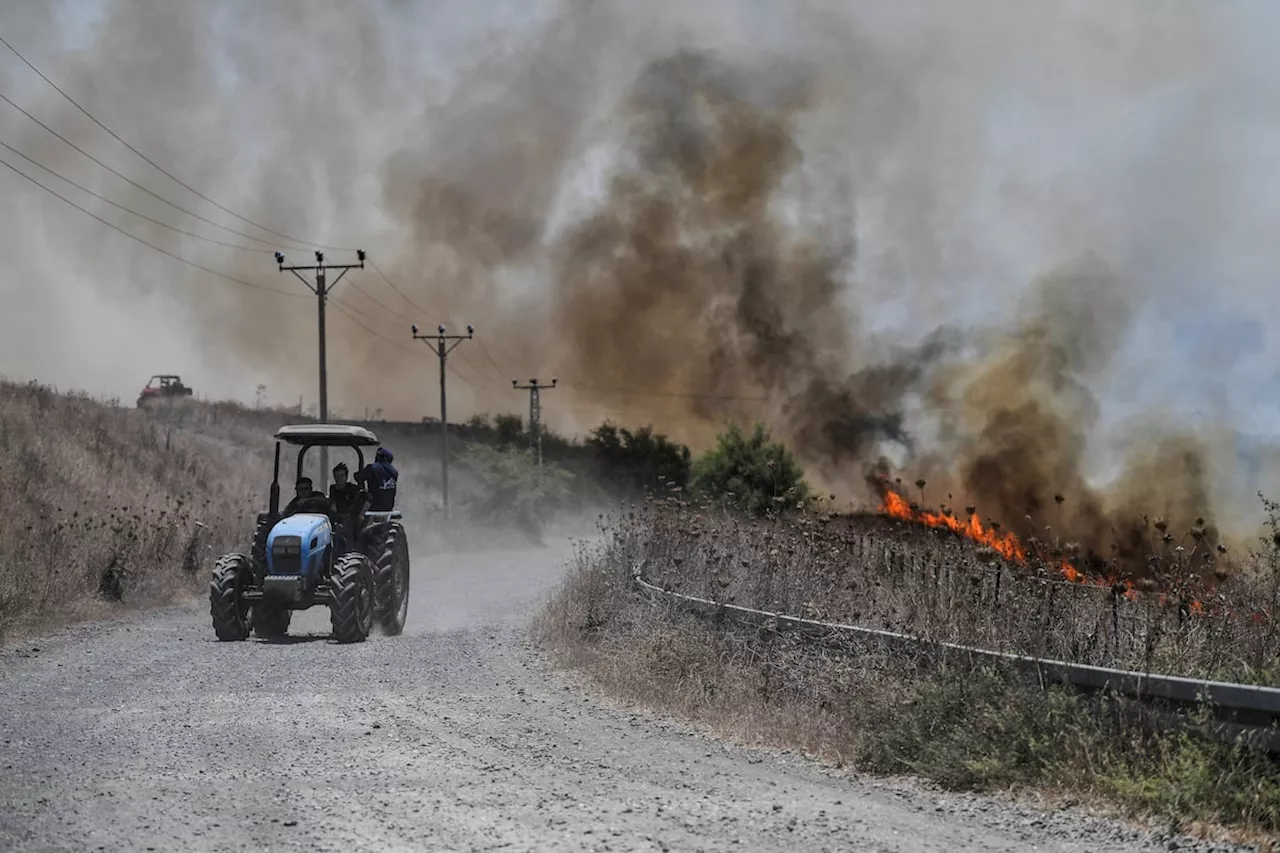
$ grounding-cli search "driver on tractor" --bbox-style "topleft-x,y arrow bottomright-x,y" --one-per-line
283,476 -> 331,516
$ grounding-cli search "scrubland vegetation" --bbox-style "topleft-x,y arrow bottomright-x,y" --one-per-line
536,420 -> 1280,846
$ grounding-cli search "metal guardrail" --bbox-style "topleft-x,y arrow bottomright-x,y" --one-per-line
631,564 -> 1280,753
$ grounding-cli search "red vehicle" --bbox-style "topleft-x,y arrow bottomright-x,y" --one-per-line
136,374 -> 194,408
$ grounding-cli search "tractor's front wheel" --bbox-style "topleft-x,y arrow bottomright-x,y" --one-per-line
373,523 -> 410,636
329,553 -> 374,644
253,604 -> 291,639
210,554 -> 254,641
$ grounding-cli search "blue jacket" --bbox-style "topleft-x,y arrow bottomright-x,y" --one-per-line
356,448 -> 398,511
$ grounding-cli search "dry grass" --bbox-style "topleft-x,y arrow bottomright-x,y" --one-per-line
602,499 -> 1280,683
536,502 -> 1280,844
0,381 -> 264,643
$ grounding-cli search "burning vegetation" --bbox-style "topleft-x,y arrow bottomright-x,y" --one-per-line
865,476 -> 1274,625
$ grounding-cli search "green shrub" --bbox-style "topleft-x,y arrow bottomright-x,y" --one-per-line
586,422 -> 692,497
492,413 -> 526,447
690,421 -> 807,514
459,443 -> 573,533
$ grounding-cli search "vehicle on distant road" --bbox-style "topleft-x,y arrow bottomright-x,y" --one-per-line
136,374 -> 194,408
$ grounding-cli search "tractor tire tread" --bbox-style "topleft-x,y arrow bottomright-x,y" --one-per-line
372,522 -> 410,635
210,553 -> 252,641
329,553 -> 373,644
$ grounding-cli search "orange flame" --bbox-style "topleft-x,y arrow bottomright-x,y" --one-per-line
877,488 -> 1139,599
881,491 -> 1027,560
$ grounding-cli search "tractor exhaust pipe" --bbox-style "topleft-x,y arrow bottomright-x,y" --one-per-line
268,441 -> 281,518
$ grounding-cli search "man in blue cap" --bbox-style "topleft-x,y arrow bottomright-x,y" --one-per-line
355,446 -> 399,512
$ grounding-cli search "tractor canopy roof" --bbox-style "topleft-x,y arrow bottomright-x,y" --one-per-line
274,424 -> 380,447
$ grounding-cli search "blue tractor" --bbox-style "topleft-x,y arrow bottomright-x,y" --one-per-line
209,424 -> 410,643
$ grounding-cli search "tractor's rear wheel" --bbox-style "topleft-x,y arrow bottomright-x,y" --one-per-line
329,553 -> 374,644
373,522 -> 410,636
253,604 -> 291,639
210,554 -> 253,641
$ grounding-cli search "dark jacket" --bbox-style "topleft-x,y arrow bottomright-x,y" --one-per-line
356,448 -> 398,512
329,482 -> 363,518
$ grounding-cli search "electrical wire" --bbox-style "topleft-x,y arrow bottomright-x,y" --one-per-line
328,301 -> 418,356
369,259 -> 430,316
0,33 -> 347,252
0,88 -> 312,251
0,136 -> 270,253
0,151 -> 303,298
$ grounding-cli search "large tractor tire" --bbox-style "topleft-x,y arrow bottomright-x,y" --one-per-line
253,604 -> 291,639
210,554 -> 253,641
372,522 -> 410,636
329,553 -> 375,644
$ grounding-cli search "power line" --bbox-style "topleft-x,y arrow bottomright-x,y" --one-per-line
328,301 -> 419,357
369,259 -> 429,315
348,279 -> 406,319
0,88 -> 313,251
357,262 -> 499,387
0,152 -> 303,298
0,136 -> 269,253
330,293 -> 390,328
476,339 -> 512,381
0,33 -> 347,252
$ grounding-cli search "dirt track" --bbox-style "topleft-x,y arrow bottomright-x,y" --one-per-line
0,537 -> 1251,852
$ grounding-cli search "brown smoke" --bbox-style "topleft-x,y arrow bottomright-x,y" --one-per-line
896,260 -> 1225,573
2,1 -> 1273,555
538,50 -> 944,467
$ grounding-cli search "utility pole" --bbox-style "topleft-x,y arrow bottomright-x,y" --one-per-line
275,249 -> 365,481
512,377 -> 557,479
412,322 -> 474,519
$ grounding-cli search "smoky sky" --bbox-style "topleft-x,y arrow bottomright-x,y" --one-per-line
3,0 -> 1280,539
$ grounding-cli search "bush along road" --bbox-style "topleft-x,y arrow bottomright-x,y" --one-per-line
0,538 -> 1259,852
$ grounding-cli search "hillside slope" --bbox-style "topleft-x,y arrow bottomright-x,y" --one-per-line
0,382 -> 264,641
0,382 -> 614,643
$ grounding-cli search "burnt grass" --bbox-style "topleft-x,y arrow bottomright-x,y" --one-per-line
536,498 -> 1280,844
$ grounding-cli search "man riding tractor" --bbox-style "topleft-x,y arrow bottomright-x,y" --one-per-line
355,446 -> 398,512
283,476 -> 330,516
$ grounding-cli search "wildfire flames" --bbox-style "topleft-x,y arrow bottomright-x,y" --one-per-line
871,486 -> 1277,623
878,488 -> 1144,602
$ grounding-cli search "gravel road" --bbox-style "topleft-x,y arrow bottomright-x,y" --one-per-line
0,536 -> 1256,852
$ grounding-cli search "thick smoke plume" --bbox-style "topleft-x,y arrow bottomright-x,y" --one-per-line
2,1 -> 1278,555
